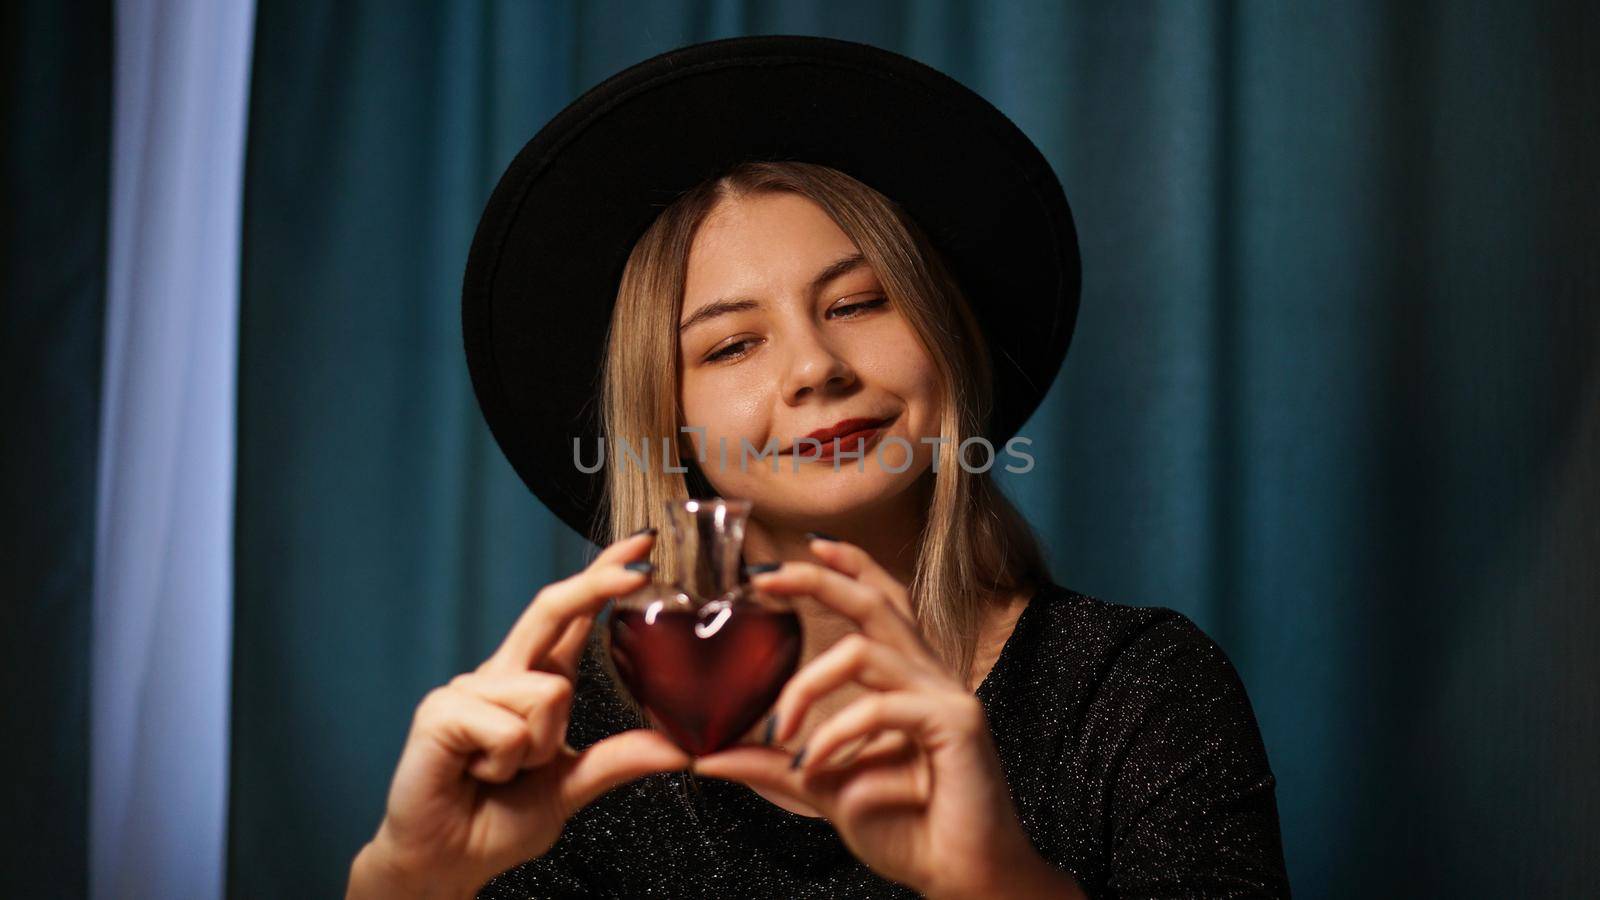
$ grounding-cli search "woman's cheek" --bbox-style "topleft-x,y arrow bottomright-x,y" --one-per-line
683,371 -> 771,461
854,329 -> 941,420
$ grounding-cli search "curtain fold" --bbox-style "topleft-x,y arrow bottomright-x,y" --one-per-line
90,0 -> 256,896
216,2 -> 1595,897
0,2 -> 112,895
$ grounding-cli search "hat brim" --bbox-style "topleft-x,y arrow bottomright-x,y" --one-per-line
463,35 -> 1080,542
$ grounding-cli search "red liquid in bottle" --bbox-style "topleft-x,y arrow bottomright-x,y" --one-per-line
607,604 -> 802,756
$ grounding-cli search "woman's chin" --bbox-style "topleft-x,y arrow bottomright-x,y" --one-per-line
741,466 -> 928,522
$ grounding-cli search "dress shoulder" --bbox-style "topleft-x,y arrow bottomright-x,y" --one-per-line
1024,584 -> 1261,723
1005,584 -> 1291,897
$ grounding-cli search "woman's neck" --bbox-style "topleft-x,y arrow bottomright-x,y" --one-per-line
740,476 -> 932,586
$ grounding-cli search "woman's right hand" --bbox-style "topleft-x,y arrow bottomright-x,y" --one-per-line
348,530 -> 688,899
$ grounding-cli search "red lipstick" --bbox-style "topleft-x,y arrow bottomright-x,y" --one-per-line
790,415 -> 896,461
804,417 -> 891,443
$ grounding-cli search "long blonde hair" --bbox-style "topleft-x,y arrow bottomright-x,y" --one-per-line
600,161 -> 1048,686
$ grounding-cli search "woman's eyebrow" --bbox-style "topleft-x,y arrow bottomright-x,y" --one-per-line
678,253 -> 869,332
679,297 -> 761,332
809,252 -> 867,290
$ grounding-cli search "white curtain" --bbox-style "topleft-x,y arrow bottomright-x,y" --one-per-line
92,1 -> 255,896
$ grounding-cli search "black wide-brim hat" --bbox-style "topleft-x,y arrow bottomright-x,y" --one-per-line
463,35 -> 1080,543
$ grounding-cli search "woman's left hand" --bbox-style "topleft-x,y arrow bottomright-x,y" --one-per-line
691,538 -> 1082,900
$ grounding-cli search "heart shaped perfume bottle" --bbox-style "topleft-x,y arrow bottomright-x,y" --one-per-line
604,498 -> 802,756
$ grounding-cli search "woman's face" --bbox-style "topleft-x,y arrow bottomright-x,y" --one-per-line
677,192 -> 941,527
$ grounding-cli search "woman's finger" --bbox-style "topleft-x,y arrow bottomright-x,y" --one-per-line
690,746 -> 824,813
415,687 -> 534,784
448,670 -> 574,768
535,614 -> 597,681
804,537 -> 914,619
819,729 -> 910,769
768,633 -> 932,744
482,531 -> 655,673
693,742 -> 926,821
796,690 -> 979,777
810,740 -> 930,817
749,561 -> 929,659
552,728 -> 692,820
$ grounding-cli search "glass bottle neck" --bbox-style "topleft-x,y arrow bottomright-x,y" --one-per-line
662,499 -> 749,602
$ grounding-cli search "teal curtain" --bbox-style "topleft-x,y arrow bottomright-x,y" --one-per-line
1,1 -> 111,895
233,2 -> 1599,897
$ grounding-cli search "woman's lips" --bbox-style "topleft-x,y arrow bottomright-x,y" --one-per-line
803,416 -> 893,443
809,427 -> 884,461
785,415 -> 897,462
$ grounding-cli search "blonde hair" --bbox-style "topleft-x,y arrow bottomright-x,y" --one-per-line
600,160 -> 1049,686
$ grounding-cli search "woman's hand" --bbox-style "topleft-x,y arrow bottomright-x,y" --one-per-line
691,538 -> 1082,900
348,531 -> 691,899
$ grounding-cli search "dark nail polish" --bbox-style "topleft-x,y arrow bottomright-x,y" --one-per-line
743,562 -> 781,577
805,531 -> 840,542
762,714 -> 777,746
623,561 -> 653,574
790,746 -> 808,769
628,526 -> 657,538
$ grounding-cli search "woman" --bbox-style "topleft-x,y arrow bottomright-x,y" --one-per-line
348,37 -> 1288,898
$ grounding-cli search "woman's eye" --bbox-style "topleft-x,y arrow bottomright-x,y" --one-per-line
705,338 -> 755,363
828,296 -> 888,319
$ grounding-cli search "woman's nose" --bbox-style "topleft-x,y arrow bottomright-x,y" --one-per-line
780,328 -> 856,403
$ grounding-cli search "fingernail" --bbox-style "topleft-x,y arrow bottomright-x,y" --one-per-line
743,562 -> 781,577
628,526 -> 657,538
623,561 -> 653,574
805,531 -> 840,542
789,746 -> 808,770
597,598 -> 615,625
762,714 -> 777,746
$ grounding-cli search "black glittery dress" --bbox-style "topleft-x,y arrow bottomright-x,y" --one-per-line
477,581 -> 1291,898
